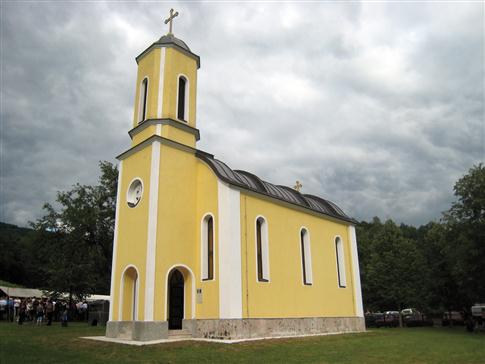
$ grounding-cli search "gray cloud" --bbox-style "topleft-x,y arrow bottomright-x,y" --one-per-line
1,2 -> 483,227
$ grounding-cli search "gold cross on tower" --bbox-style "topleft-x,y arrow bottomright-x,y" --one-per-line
294,180 -> 303,192
164,8 -> 179,35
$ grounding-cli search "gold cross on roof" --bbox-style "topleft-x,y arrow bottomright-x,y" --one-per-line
164,8 -> 179,35
294,180 -> 303,192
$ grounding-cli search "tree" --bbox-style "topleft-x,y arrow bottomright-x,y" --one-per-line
357,218 -> 430,313
30,161 -> 118,299
441,164 -> 485,307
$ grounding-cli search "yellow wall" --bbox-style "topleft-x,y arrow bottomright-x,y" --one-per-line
152,145 -> 198,321
132,48 -> 161,127
161,124 -> 196,148
132,125 -> 157,146
112,146 -> 153,321
240,193 -> 356,319
194,161 -> 220,318
162,48 -> 198,127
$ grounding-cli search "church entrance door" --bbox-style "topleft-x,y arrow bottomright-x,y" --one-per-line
168,269 -> 184,330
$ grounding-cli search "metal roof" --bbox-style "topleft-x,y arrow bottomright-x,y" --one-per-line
0,286 -> 45,298
196,152 -> 356,224
157,34 -> 192,52
136,34 -> 201,68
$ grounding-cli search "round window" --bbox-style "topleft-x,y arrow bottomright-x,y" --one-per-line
127,179 -> 143,208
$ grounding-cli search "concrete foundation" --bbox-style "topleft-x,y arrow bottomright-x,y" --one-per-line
106,321 -> 168,341
192,317 -> 365,340
106,317 -> 364,341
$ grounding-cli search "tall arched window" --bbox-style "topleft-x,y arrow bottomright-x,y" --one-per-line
201,215 -> 214,280
300,228 -> 313,285
177,76 -> 188,121
256,217 -> 269,282
335,237 -> 347,287
139,77 -> 148,123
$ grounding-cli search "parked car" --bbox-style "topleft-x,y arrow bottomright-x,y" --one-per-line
401,308 -> 433,327
442,311 -> 465,326
369,311 -> 400,328
365,312 -> 377,328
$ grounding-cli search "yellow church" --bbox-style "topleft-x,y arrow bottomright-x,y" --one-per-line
107,12 -> 364,341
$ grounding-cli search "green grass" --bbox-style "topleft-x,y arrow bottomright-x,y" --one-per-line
0,322 -> 484,364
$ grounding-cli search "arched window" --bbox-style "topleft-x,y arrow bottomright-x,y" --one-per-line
256,217 -> 269,282
300,228 -> 313,285
177,76 -> 188,121
201,215 -> 214,280
335,237 -> 347,287
139,77 -> 148,123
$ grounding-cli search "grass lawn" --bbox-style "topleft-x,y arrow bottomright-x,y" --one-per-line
0,322 -> 483,364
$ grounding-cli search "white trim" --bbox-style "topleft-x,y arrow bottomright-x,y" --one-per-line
349,226 -> 364,317
218,181 -> 243,319
175,73 -> 189,123
200,213 -> 216,281
164,264 -> 196,321
138,76 -> 149,123
144,141 -> 161,321
254,215 -> 270,283
157,48 -> 166,118
299,227 -> 313,285
119,264 -> 140,321
335,235 -> 347,288
109,161 -> 123,321
156,124 -> 161,136
126,177 -> 144,208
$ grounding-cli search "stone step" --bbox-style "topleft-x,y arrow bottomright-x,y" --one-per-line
168,329 -> 192,340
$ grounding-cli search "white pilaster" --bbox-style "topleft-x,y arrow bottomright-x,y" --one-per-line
349,225 -> 364,317
144,141 -> 161,321
109,161 -> 123,321
218,181 -> 243,319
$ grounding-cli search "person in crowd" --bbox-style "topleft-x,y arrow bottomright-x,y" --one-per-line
61,304 -> 68,327
0,296 -> 6,321
18,299 -> 26,325
27,298 -> 34,322
45,299 -> 54,326
35,301 -> 44,325
7,297 -> 14,322
14,298 -> 20,318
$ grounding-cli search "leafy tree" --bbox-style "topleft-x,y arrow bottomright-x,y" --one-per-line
358,218 -> 430,313
30,161 -> 118,299
441,164 -> 485,307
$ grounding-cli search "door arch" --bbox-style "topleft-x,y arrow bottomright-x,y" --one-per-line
168,269 -> 184,329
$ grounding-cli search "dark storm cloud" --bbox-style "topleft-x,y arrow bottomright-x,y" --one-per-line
1,2 -> 483,227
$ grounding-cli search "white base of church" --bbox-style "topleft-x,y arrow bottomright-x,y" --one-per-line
105,317 -> 365,342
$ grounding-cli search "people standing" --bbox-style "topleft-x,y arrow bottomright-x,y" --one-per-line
35,302 -> 44,325
45,299 -> 54,326
18,300 -> 26,325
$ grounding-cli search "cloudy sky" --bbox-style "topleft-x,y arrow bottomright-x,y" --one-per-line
1,1 -> 483,227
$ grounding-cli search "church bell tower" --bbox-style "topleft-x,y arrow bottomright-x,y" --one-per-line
130,9 -> 201,148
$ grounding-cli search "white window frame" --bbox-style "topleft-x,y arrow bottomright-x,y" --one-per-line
255,215 -> 270,283
200,213 -> 216,281
300,227 -> 313,285
138,77 -> 149,123
176,74 -> 189,123
335,236 -> 347,288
